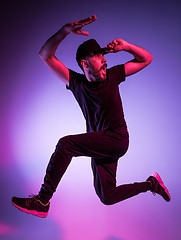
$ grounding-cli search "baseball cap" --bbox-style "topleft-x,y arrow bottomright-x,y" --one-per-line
76,39 -> 109,67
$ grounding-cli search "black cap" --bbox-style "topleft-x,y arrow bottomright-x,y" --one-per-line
76,39 -> 109,67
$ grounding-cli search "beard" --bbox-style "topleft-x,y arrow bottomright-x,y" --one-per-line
88,64 -> 107,82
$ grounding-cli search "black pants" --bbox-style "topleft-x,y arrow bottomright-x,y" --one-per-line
39,127 -> 149,204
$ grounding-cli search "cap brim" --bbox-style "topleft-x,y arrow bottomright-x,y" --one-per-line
93,47 -> 111,55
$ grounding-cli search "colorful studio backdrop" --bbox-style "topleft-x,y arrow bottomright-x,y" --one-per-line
1,0 -> 181,240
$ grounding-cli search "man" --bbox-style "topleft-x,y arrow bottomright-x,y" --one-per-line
12,15 -> 170,218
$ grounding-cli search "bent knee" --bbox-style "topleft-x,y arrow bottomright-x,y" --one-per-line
99,193 -> 115,205
56,135 -> 72,148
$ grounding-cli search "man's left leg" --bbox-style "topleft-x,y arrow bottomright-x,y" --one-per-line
91,157 -> 151,205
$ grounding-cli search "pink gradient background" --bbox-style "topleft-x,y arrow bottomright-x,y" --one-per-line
1,0 -> 181,239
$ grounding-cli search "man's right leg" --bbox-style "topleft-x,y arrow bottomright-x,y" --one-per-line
12,129 -> 127,217
12,135 -> 75,218
38,128 -> 130,203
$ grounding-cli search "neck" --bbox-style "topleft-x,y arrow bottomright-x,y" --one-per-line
85,72 -> 97,82
84,70 -> 106,83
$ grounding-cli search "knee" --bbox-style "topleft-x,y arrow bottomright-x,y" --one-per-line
99,193 -> 115,206
56,136 -> 71,149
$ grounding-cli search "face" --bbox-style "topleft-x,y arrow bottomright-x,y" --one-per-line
85,53 -> 107,81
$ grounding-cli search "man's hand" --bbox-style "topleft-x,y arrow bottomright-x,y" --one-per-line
105,39 -> 129,53
63,15 -> 97,36
105,38 -> 153,76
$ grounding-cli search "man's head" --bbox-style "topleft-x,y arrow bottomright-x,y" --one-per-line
76,39 -> 109,82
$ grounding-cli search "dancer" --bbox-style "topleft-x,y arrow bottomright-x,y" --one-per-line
12,15 -> 170,218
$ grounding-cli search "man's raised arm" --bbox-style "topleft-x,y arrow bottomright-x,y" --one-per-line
106,39 -> 153,77
39,15 -> 97,86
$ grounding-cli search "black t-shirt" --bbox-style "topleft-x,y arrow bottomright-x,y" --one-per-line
67,64 -> 127,132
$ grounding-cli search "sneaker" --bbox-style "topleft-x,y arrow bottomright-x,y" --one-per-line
11,195 -> 50,218
146,172 -> 171,202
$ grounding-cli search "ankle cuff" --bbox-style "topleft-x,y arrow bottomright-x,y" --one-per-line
37,195 -> 50,206
147,180 -> 153,191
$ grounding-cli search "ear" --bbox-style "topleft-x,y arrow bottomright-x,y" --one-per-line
81,59 -> 88,69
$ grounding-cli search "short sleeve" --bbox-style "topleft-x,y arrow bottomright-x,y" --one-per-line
66,69 -> 83,92
108,64 -> 125,85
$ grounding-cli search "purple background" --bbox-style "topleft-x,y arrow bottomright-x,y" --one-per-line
1,0 -> 181,239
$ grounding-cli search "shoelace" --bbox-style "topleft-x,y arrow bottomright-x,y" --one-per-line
27,194 -> 50,206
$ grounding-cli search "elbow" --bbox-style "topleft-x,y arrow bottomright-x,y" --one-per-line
39,48 -> 46,61
145,54 -> 153,66
39,49 -> 52,62
39,48 -> 45,60
149,54 -> 153,63
148,53 -> 153,64
39,52 -> 44,61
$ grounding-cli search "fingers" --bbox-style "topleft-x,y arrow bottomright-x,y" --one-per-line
72,25 -> 90,36
108,39 -> 119,47
105,39 -> 123,53
78,15 -> 97,26
73,15 -> 97,29
74,29 -> 89,36
104,45 -> 114,53
107,39 -> 122,49
106,42 -> 115,51
71,15 -> 97,36
80,30 -> 89,36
